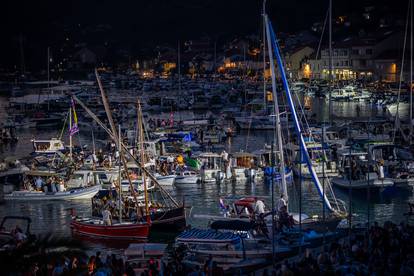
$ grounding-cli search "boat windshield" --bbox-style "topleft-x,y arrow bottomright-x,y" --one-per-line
72,174 -> 84,180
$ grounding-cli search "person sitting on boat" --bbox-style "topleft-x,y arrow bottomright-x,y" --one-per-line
35,176 -> 44,191
278,205 -> 294,231
58,179 -> 66,192
12,225 -> 27,247
102,208 -> 112,226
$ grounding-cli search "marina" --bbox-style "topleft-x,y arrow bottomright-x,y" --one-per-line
1,0 -> 414,275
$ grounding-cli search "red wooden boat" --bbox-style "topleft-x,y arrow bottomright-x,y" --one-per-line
70,217 -> 150,240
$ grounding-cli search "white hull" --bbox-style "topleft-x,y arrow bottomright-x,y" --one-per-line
4,185 -> 101,201
200,169 -> 223,183
387,102 -> 409,119
175,176 -> 199,185
231,168 -> 256,181
156,175 -> 176,186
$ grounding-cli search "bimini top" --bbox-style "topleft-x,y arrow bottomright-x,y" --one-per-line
175,228 -> 241,244
210,220 -> 254,231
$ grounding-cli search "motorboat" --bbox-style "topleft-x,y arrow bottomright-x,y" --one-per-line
230,152 -> 258,182
331,150 -> 394,191
4,185 -> 101,201
175,170 -> 199,185
154,173 -> 176,186
199,153 -> 225,183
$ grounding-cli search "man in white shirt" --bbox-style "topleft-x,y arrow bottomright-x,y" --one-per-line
102,209 -> 112,226
276,194 -> 287,213
254,199 -> 266,215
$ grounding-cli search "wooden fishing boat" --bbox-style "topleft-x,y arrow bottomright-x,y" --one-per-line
148,205 -> 186,231
70,217 -> 150,240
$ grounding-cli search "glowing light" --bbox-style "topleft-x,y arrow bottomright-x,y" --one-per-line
391,63 -> 397,74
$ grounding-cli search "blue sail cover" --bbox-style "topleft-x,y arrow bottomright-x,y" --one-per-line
266,16 -> 334,212
176,228 -> 241,244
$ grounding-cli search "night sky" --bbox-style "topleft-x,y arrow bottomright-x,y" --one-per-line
0,0 -> 403,71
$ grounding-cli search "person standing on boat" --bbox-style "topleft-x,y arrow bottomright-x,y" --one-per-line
102,208 -> 112,226
254,198 -> 266,215
276,194 -> 287,214
378,159 -> 385,179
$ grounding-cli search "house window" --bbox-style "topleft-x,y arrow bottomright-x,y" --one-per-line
352,49 -> 359,55
345,61 -> 349,66
366,49 -> 373,55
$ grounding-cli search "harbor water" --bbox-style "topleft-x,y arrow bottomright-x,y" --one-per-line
0,95 -> 409,252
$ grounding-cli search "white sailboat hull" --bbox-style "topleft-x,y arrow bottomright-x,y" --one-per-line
4,185 -> 101,201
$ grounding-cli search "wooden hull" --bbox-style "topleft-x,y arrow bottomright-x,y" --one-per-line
149,206 -> 186,231
70,219 -> 150,240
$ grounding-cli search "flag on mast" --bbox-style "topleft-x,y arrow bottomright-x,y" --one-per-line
69,97 -> 79,136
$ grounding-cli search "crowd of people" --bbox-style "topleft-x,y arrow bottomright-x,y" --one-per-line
3,219 -> 414,275
267,220 -> 414,276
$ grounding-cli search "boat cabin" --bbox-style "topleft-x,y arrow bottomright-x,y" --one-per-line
199,153 -> 224,170
32,138 -> 65,154
66,170 -> 100,188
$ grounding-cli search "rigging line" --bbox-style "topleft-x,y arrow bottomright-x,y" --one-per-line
71,94 -> 180,208
393,0 -> 411,142
267,15 -> 335,213
58,110 -> 69,140
306,7 -> 329,89
245,105 -> 254,151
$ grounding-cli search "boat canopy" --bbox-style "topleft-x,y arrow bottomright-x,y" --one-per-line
176,228 -> 241,244
210,220 -> 254,231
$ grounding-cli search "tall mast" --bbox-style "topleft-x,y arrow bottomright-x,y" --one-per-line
118,125 -> 122,223
96,69 -> 144,215
266,16 -> 337,212
328,0 -> 333,124
69,107 -> 73,160
410,0 -> 413,142
47,47 -> 50,89
19,35 -> 25,77
138,99 -> 150,222
265,15 -> 288,202
263,0 -> 267,112
178,41 -> 181,95
47,47 -> 51,111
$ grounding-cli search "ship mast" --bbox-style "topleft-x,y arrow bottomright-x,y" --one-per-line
137,99 -> 150,223
118,125 -> 122,223
328,0 -> 333,124
265,15 -> 288,202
